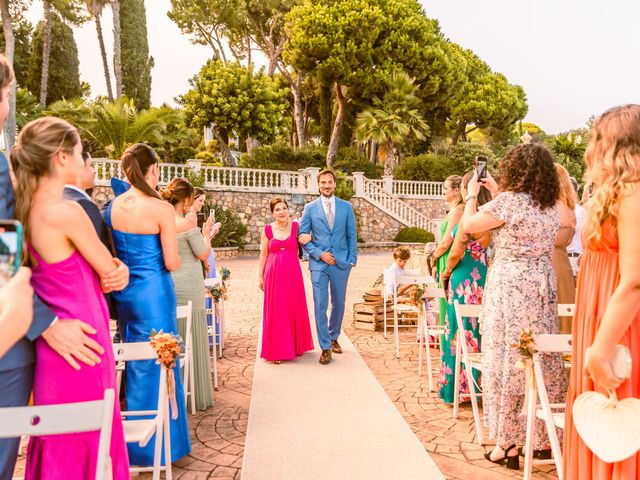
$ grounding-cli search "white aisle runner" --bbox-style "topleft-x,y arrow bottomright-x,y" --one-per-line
242,268 -> 444,480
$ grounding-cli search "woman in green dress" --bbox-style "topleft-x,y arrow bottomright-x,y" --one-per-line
430,175 -> 464,329
438,171 -> 492,403
161,178 -> 216,411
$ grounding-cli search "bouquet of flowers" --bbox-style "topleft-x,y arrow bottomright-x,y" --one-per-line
410,283 -> 427,307
219,266 -> 231,282
205,283 -> 228,302
150,329 -> 184,419
512,327 -> 537,369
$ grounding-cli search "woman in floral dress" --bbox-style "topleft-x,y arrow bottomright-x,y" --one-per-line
462,144 -> 568,471
438,171 -> 492,404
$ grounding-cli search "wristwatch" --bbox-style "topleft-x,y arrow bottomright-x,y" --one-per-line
464,194 -> 477,203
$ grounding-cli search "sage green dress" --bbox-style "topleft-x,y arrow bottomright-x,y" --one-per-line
172,228 -> 214,411
435,217 -> 452,328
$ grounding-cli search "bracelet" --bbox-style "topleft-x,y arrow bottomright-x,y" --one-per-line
464,194 -> 477,203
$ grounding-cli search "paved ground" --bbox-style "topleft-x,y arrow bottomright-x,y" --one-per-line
14,253 -> 558,479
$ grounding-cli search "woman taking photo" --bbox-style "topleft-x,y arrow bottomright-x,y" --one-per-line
258,198 -> 313,363
462,144 -> 567,470
161,178 -> 216,411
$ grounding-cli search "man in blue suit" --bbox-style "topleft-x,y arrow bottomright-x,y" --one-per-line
0,55 -> 110,479
299,169 -> 357,364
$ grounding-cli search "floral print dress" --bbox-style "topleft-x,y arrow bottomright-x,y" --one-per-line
479,192 -> 568,448
439,224 -> 488,404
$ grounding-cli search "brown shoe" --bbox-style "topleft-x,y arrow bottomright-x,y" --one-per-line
331,340 -> 343,354
319,349 -> 332,365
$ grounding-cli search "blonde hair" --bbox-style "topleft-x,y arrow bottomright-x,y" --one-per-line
555,163 -> 576,210
10,117 -> 80,254
445,175 -> 463,207
160,178 -> 194,206
583,104 -> 640,245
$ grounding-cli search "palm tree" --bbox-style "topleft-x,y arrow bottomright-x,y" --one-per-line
86,0 -> 113,101
355,72 -> 430,176
38,0 -> 52,106
110,0 -> 122,98
16,88 -> 43,128
547,132 -> 588,181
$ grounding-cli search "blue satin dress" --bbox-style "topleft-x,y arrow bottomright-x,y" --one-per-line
106,179 -> 191,466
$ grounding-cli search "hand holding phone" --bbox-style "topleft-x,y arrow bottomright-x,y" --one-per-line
475,155 -> 488,180
0,220 -> 23,287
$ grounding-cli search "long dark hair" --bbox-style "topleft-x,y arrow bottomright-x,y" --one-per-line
121,143 -> 161,199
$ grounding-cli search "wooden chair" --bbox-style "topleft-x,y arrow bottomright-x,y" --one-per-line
523,333 -> 572,480
452,300 -> 485,445
0,389 -> 115,480
523,303 -> 575,480
178,302 -> 196,416
419,287 -> 446,391
113,342 -> 172,480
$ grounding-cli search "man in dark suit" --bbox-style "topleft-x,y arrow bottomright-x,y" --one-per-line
0,56 -> 117,478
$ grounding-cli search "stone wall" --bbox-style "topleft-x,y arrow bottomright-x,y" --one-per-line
92,186 -> 446,245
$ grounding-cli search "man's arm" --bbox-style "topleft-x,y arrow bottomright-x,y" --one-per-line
298,204 -> 322,260
25,294 -> 56,340
346,205 -> 357,266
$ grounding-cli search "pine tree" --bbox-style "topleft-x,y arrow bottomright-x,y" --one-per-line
119,0 -> 153,109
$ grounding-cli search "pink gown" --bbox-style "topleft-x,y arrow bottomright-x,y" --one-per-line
25,245 -> 129,480
261,223 -> 314,361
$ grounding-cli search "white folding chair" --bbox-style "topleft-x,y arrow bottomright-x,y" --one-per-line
113,342 -> 172,480
205,277 -> 225,359
387,274 -> 433,358
452,300 -> 485,445
419,287 -> 446,391
178,302 -> 196,416
0,389 -> 115,480
523,333 -> 572,480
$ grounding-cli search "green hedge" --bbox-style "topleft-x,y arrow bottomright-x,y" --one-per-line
394,227 -> 435,243
205,205 -> 248,248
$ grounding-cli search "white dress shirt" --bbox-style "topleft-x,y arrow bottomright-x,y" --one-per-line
320,195 -> 336,227
64,184 -> 92,201
567,204 -> 585,255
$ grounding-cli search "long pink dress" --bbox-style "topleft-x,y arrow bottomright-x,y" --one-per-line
25,245 -> 129,480
261,223 -> 314,361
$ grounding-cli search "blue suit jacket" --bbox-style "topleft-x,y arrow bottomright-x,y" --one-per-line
299,197 -> 357,271
0,152 -> 56,370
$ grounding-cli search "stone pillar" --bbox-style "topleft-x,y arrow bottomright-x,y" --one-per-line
352,171 -> 364,197
305,167 -> 321,194
382,175 -> 393,194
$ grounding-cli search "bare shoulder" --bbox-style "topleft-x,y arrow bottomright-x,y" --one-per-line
50,199 -> 86,223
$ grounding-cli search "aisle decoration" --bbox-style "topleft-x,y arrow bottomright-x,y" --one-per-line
512,328 -> 537,416
150,329 -> 184,420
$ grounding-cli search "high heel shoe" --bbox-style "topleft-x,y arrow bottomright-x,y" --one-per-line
484,444 -> 520,470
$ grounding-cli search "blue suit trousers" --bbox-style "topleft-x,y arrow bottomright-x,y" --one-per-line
0,366 -> 33,480
311,265 -> 352,350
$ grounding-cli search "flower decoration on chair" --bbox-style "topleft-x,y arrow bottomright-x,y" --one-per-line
410,283 -> 427,307
205,284 -> 228,303
219,266 -> 231,282
149,329 -> 184,420
512,327 -> 537,369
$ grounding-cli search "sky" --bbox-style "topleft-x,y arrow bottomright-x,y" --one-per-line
26,0 -> 640,134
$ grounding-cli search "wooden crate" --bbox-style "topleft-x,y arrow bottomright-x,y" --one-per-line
352,302 -> 418,331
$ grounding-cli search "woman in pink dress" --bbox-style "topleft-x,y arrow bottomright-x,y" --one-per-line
10,117 -> 130,479
258,198 -> 314,363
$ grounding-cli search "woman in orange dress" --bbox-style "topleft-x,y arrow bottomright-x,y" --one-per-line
563,104 -> 640,479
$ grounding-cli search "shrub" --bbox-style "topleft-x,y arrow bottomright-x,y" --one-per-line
195,150 -> 223,165
170,145 -> 197,163
206,204 -> 248,248
184,169 -> 204,188
394,227 -> 435,243
394,153 -> 451,181
447,142 -> 495,175
334,171 -> 354,201
240,143 -> 325,171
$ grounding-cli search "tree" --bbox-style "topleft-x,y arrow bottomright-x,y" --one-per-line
27,12 -> 83,104
111,0 -> 122,97
167,0 -> 244,64
85,0 -> 112,101
15,86 -> 42,127
180,60 -> 287,165
355,72 -> 429,175
448,47 -> 528,144
547,132 -> 587,181
119,0 -> 152,109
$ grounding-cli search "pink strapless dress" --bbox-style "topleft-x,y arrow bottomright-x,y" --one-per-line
25,245 -> 129,480
261,223 -> 314,361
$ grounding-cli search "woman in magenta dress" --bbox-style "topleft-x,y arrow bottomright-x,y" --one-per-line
10,117 -> 129,479
258,198 -> 314,363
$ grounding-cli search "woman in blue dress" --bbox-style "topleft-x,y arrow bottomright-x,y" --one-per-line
106,143 -> 191,466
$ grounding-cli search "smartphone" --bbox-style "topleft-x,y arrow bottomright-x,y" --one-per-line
208,209 -> 215,222
0,220 -> 23,287
475,155 -> 488,180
